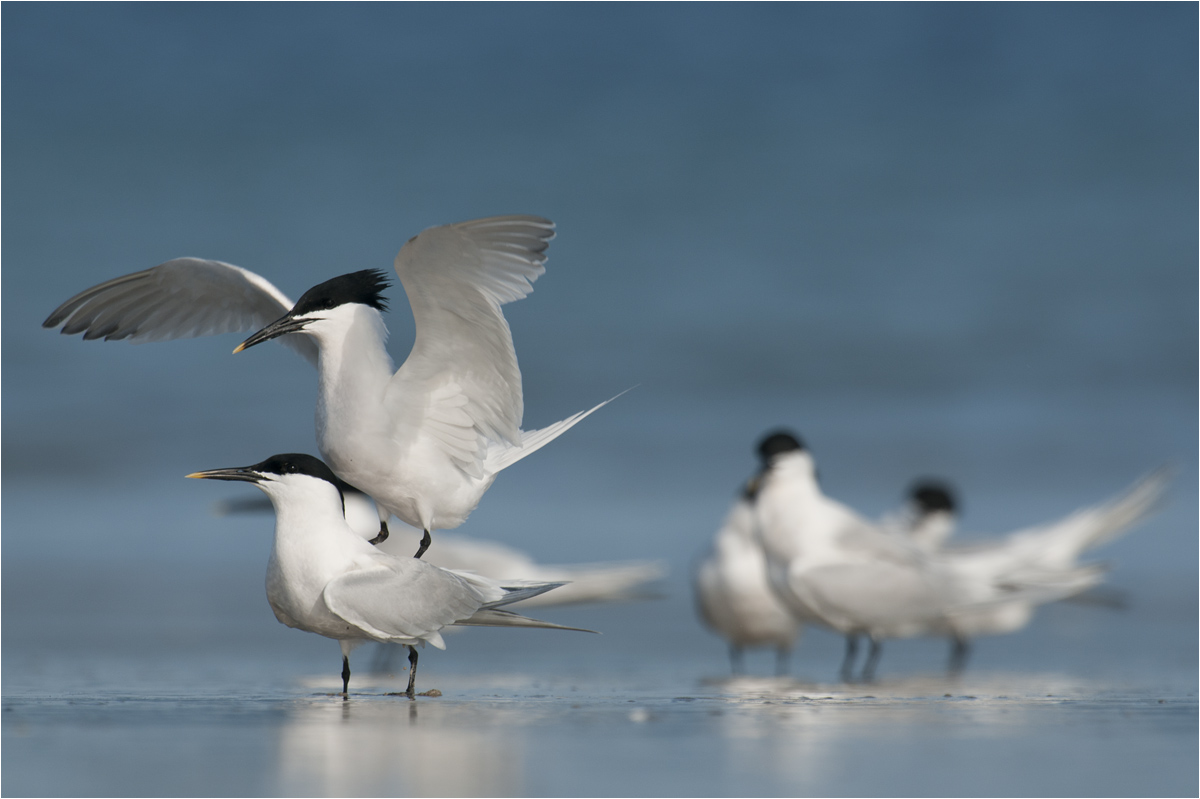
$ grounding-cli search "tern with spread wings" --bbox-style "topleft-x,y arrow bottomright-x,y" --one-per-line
46,216 -> 612,558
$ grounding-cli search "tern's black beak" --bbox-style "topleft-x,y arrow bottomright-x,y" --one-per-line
186,466 -> 265,483
741,475 -> 762,501
234,313 -> 314,354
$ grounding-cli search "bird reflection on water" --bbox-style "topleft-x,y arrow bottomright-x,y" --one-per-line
275,695 -> 524,796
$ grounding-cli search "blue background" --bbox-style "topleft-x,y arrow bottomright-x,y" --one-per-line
5,2 -> 1193,574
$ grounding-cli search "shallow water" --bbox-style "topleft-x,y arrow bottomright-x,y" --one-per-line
4,577 -> 1197,797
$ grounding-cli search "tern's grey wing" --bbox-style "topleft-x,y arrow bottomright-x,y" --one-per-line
322,560 -> 490,647
835,509 -> 927,569
43,258 -> 318,365
387,216 -> 554,473
801,561 -> 948,635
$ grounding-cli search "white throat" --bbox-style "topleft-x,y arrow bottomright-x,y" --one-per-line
754,451 -> 825,561
259,475 -> 351,542
304,305 -> 396,469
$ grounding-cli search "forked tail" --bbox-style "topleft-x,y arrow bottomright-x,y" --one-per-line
484,389 -> 632,474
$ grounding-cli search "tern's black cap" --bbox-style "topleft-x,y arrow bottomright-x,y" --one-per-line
909,480 -> 957,514
250,453 -> 343,484
291,269 -> 390,315
756,430 -> 805,465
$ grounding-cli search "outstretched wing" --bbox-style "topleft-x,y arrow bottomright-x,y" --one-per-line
43,258 -> 318,365
322,559 -> 493,648
386,216 -> 554,475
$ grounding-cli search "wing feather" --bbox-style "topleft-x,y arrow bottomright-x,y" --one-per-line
44,258 -> 318,365
387,215 -> 555,469
322,561 -> 492,648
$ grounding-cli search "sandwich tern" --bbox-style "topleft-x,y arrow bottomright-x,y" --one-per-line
885,471 -> 1168,670
45,215 -> 612,558
188,452 -> 593,698
694,482 -> 799,676
752,430 -> 1096,682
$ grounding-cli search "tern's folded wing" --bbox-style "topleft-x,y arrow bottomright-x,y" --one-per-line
800,560 -> 949,635
322,561 -> 490,648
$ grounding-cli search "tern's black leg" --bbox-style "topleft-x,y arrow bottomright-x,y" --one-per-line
839,634 -> 860,683
861,637 -> 883,682
413,529 -> 432,559
728,644 -> 744,675
405,645 -> 419,699
368,520 -> 390,546
775,646 -> 791,678
341,655 -> 351,697
948,634 -> 970,675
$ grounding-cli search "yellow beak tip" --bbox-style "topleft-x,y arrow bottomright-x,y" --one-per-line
232,343 -> 245,354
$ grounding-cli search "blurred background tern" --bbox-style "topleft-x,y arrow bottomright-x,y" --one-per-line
694,480 -> 799,677
752,431 -> 1106,682
882,470 -> 1169,670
